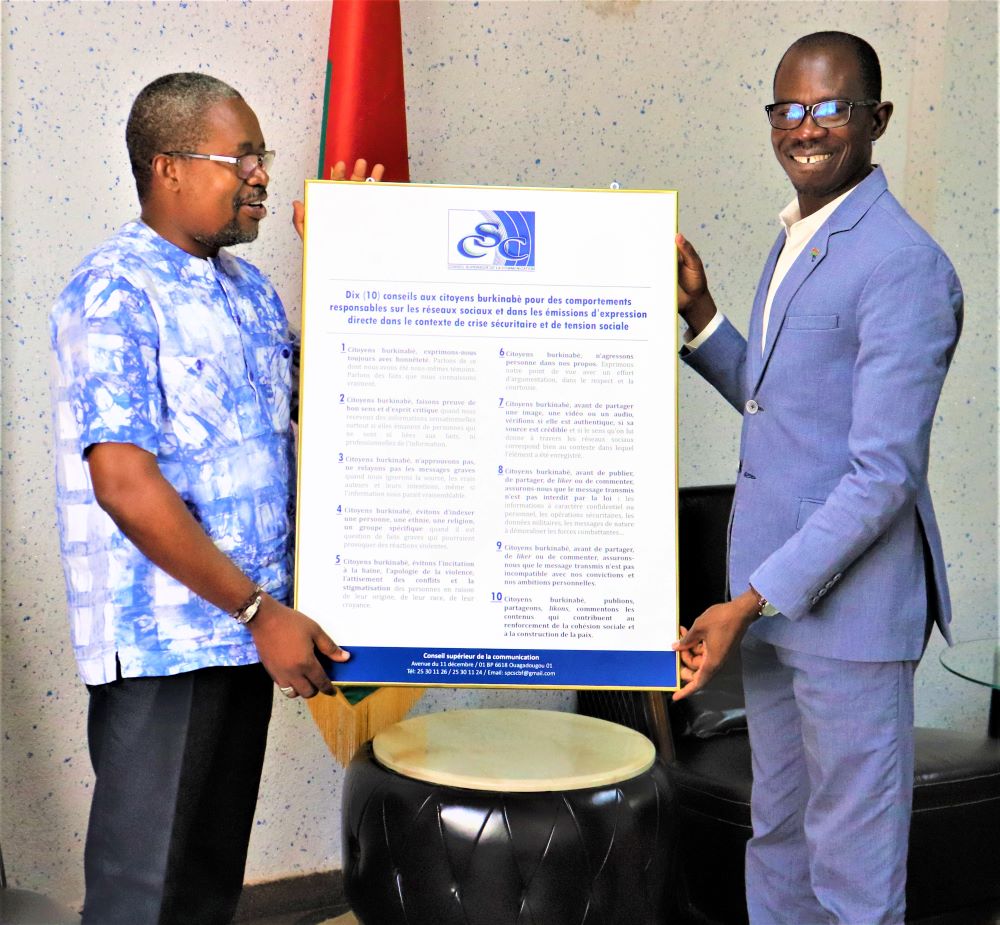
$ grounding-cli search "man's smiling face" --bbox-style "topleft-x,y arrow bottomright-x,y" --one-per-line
771,43 -> 892,217
173,97 -> 270,257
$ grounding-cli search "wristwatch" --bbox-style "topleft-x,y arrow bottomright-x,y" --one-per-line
232,585 -> 265,624
750,585 -> 779,618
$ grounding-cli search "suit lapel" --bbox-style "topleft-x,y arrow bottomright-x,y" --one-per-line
753,230 -> 830,392
750,167 -> 890,395
748,235 -> 784,388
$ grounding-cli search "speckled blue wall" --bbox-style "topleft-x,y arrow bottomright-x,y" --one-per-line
1,0 -> 995,905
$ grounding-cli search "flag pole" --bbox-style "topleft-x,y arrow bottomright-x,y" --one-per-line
308,0 -> 421,766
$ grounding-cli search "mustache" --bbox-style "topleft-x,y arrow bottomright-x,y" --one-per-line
235,191 -> 268,207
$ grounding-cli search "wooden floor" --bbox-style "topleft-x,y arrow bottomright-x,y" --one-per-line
239,905 -> 356,925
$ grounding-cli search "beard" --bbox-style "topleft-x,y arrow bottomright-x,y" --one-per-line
193,192 -> 263,250
193,217 -> 259,250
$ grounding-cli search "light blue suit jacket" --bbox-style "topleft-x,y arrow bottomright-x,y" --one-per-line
685,167 -> 963,662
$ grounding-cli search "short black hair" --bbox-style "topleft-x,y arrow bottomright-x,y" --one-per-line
774,31 -> 882,100
126,73 -> 243,202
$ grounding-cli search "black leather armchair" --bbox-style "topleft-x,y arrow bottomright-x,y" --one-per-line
0,845 -> 79,924
579,484 -> 1000,925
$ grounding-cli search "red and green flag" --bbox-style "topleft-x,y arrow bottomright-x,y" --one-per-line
318,0 -> 409,181
310,0 -> 420,764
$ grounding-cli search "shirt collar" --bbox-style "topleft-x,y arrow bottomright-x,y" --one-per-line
778,183 -> 859,244
131,219 -> 241,280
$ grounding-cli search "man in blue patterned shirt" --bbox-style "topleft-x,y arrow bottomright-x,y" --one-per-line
50,73 -> 352,924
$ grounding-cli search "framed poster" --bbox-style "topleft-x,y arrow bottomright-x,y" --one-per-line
297,181 -> 679,689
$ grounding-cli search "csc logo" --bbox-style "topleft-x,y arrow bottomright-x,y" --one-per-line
458,222 -> 530,260
449,210 -> 535,269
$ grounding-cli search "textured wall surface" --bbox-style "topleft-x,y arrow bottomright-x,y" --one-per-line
1,0 -> 995,905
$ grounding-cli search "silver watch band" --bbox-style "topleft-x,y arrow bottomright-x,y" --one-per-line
232,586 -> 264,624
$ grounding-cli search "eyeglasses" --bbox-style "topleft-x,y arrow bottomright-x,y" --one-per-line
765,99 -> 880,130
163,150 -> 276,179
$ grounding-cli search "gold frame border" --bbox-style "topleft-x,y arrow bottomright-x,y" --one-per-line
295,180 -> 681,692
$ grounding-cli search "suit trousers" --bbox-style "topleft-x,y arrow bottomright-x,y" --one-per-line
741,635 -> 916,925
82,662 -> 273,925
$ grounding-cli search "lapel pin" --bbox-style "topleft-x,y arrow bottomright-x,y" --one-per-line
810,247 -> 821,261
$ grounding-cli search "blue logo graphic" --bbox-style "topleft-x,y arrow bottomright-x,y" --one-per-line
448,210 -> 535,269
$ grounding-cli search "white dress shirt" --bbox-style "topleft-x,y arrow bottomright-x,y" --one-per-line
685,185 -> 857,354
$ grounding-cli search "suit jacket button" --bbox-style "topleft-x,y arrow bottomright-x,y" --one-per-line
745,399 -> 759,414
817,587 -> 828,597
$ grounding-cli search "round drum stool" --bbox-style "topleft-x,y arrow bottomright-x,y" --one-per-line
342,708 -> 674,925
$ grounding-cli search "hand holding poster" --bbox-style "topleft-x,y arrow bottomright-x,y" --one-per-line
296,182 -> 679,690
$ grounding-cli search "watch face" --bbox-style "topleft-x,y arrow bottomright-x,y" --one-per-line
237,593 -> 263,624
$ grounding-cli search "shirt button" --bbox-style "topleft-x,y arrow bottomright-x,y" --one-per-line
745,399 -> 759,415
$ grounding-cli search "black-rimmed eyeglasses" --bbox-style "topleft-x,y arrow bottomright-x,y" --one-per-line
765,99 -> 879,130
162,150 -> 276,179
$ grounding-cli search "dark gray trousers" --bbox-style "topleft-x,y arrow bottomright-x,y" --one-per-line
83,663 -> 273,925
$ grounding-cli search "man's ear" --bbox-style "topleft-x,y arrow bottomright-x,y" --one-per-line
871,101 -> 893,142
149,153 -> 181,193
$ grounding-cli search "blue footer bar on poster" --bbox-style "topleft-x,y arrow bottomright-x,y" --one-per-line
327,646 -> 677,689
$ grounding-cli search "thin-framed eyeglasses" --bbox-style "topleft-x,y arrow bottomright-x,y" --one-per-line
162,150 -> 276,179
765,99 -> 880,130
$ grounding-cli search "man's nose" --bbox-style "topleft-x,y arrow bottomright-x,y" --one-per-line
246,164 -> 269,185
791,112 -> 828,142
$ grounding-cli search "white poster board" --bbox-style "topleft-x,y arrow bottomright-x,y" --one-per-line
297,181 -> 679,689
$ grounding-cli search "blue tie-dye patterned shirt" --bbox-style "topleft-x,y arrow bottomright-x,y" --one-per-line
51,220 -> 294,685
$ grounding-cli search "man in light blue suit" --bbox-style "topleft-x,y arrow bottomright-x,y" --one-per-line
673,32 -> 963,924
